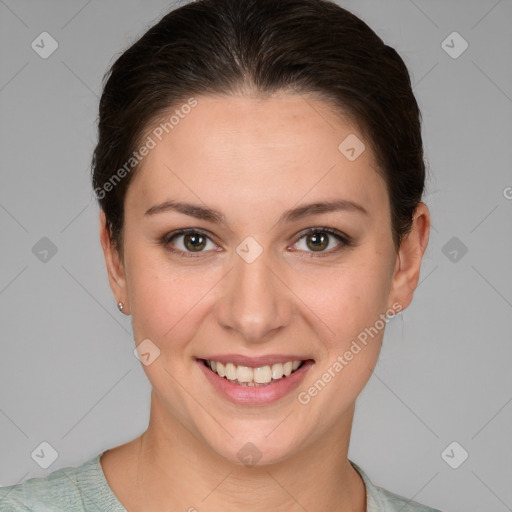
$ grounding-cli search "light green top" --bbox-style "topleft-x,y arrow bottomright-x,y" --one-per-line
0,453 -> 443,511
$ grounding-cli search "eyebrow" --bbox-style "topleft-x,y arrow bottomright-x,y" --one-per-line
144,198 -> 368,225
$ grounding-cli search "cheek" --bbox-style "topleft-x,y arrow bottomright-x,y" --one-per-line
126,249 -> 217,354
131,273 -> 190,333
303,257 -> 394,396
305,257 -> 392,340
125,229 -> 394,363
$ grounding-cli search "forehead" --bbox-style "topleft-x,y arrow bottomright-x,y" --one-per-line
126,93 -> 387,220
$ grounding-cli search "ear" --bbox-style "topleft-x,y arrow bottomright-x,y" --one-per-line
388,202 -> 430,312
99,210 -> 130,315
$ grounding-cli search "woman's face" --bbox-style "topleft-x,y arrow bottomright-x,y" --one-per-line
102,92 -> 424,465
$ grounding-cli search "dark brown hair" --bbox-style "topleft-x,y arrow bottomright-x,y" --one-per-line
92,0 -> 426,253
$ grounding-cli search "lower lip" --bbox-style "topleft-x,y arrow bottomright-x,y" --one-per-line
197,359 -> 314,406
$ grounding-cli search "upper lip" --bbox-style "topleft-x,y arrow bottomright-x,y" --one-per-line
199,354 -> 313,368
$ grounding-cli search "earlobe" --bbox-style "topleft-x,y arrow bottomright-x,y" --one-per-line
388,203 -> 430,312
99,210 -> 130,314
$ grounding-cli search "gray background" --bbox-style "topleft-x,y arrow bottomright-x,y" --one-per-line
0,1 -> 511,510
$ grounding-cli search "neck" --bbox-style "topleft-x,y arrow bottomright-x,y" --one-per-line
132,393 -> 366,512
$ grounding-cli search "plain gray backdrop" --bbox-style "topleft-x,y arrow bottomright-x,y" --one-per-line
1,1 -> 511,511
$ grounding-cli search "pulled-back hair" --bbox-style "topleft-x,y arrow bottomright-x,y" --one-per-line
92,0 -> 426,252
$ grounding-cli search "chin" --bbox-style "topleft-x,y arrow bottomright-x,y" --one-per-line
197,422 -> 304,468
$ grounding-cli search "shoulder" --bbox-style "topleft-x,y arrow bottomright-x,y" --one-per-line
350,460 -> 444,512
371,485 -> 444,512
0,452 -> 126,512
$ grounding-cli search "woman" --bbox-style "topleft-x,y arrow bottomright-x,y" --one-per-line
0,0 -> 442,510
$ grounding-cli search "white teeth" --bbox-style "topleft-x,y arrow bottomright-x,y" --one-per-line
271,363 -> 284,380
236,365 -> 253,383
225,363 -> 237,381
205,359 -> 303,385
253,366 -> 272,384
216,361 -> 225,377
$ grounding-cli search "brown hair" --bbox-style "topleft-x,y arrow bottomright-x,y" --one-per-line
92,0 -> 426,253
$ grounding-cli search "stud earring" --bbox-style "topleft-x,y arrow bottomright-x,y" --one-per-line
117,301 -> 125,313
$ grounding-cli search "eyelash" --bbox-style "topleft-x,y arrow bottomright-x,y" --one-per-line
161,227 -> 352,259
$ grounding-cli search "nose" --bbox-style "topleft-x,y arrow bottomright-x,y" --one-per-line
214,247 -> 293,344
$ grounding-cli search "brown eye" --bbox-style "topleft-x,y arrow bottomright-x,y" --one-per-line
182,233 -> 207,252
305,231 -> 330,251
163,229 -> 217,256
293,228 -> 349,255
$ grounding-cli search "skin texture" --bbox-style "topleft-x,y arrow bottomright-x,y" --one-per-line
99,92 -> 430,512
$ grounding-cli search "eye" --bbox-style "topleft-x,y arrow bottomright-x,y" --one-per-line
291,227 -> 351,255
161,227 -> 352,258
162,229 -> 218,257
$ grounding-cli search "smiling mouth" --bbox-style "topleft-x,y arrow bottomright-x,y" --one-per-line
201,359 -> 308,387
